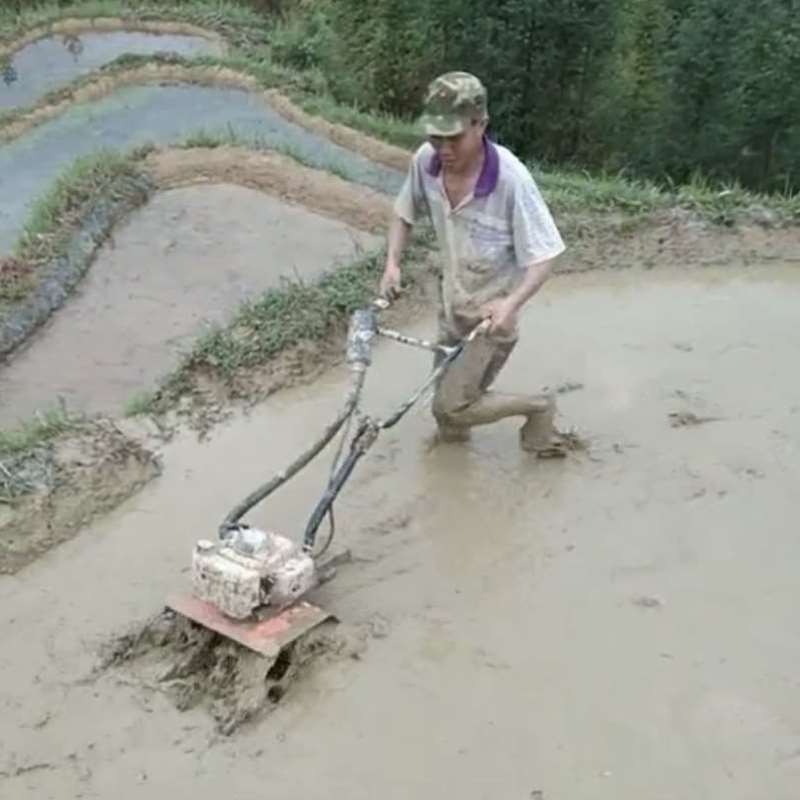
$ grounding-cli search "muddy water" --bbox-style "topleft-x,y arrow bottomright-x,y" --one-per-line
0,183 -> 380,425
0,31 -> 222,110
0,84 -> 403,252
1,265 -> 799,799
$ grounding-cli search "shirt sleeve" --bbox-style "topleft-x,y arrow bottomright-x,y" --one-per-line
393,151 -> 427,225
512,173 -> 566,268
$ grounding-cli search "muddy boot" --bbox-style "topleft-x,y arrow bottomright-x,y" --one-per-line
436,420 -> 471,443
519,395 -> 566,457
444,391 -> 552,430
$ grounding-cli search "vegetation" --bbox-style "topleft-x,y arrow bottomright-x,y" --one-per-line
146,241 -> 431,410
269,0 -> 800,196
0,405 -> 84,459
5,1 -> 798,197
123,390 -> 156,417
15,150 -> 142,259
1,149 -> 146,307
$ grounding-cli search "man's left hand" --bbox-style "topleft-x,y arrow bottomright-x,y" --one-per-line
480,298 -> 518,336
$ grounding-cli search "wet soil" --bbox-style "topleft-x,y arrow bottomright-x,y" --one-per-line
0,415 -> 161,574
1,263 -> 798,799
0,176 -> 382,426
558,207 -> 800,274
101,609 -> 365,736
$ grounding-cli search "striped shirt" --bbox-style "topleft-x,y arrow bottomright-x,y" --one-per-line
394,138 -> 565,323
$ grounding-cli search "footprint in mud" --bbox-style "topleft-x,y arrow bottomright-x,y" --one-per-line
98,610 -> 368,736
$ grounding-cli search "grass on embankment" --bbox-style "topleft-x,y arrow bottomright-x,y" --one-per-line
0,406 -> 86,504
536,168 -> 800,224
144,228 -> 436,415
0,149 -> 144,306
0,406 -> 84,459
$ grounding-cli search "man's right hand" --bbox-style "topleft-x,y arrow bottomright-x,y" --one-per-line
379,262 -> 402,301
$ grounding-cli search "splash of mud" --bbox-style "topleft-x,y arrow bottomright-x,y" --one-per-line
101,609 -> 366,735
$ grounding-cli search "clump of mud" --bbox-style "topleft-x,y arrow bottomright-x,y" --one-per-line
101,610 -> 366,735
0,417 -> 161,574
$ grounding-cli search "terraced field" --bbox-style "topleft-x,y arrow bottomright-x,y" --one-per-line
1,7 -> 798,799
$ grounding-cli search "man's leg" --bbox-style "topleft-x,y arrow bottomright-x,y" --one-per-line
431,317 -> 556,449
430,317 -> 476,442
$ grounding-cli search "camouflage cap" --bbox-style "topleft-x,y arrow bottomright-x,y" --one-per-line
419,71 -> 488,137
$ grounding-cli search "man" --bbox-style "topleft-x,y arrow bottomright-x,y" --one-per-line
379,71 -> 566,453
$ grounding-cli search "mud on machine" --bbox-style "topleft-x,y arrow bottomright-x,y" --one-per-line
166,296 -> 489,656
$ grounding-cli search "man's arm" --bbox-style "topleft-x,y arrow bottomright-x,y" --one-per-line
380,214 -> 412,299
380,151 -> 425,299
506,257 -> 555,311
482,258 -> 555,334
483,172 -> 564,334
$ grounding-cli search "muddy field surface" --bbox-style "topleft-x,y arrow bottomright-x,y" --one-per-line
0,415 -> 161,575
1,263 -> 798,799
0,179 -> 381,426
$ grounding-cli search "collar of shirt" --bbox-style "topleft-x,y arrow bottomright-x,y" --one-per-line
424,136 -> 500,198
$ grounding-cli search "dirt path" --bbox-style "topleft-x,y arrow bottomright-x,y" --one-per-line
2,263 -> 798,799
0,175 -> 382,426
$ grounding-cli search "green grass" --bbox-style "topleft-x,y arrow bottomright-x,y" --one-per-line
0,406 -> 84,458
176,126 -> 361,182
142,231 -> 433,413
156,249 -> 390,398
179,126 -> 239,149
13,148 -> 145,263
123,390 -> 156,417
298,93 -> 422,151
0,148 -> 146,308
535,166 -> 800,222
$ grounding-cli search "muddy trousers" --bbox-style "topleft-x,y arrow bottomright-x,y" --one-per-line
431,320 -> 555,450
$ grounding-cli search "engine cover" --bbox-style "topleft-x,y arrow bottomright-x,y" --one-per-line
191,526 -> 317,620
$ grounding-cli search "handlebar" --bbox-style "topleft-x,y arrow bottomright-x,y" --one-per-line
224,291 -> 493,551
347,294 -> 490,371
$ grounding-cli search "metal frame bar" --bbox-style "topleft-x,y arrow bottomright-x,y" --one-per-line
376,327 -> 456,356
302,316 -> 489,550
